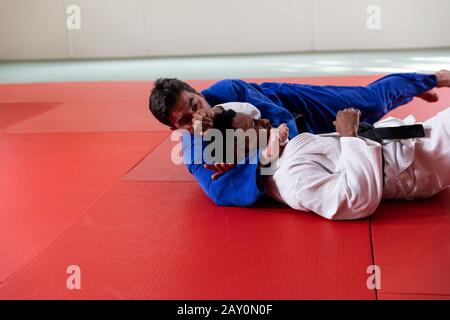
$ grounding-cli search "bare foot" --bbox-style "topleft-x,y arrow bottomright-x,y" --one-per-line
435,69 -> 450,88
417,89 -> 439,102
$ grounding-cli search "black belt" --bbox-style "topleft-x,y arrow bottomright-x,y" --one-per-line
358,122 -> 425,143
293,113 -> 307,133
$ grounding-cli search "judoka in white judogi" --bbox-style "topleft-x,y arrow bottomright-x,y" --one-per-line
219,102 -> 450,220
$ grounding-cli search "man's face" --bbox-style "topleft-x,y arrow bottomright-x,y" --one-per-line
167,90 -> 211,132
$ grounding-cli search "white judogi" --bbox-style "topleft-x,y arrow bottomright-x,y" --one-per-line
265,133 -> 384,220
216,103 -> 450,220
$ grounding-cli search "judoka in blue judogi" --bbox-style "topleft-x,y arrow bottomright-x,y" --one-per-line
179,73 -> 438,206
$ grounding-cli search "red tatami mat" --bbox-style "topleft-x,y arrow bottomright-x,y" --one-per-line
2,101 -> 167,133
0,81 -> 154,103
124,133 -> 195,181
0,181 -> 375,299
0,132 -> 168,283
0,102 -> 60,130
0,75 -> 449,299
371,189 -> 450,297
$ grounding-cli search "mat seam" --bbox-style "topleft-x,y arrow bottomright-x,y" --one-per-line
369,216 -> 378,300
0,185 -> 118,285
0,132 -> 168,286
124,132 -> 171,175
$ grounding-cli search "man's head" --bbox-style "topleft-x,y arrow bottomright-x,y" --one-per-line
149,78 -> 211,132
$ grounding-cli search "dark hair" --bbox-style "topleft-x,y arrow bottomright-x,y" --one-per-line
149,78 -> 197,127
213,109 -> 236,132
211,109 -> 237,163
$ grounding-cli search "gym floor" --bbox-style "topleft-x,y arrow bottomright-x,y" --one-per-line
0,48 -> 449,299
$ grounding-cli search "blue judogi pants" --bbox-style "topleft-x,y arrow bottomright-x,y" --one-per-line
255,73 -> 438,134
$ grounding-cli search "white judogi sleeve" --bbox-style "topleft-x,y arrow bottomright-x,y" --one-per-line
266,134 -> 384,220
216,102 -> 261,119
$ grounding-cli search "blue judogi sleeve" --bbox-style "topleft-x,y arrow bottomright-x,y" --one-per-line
201,79 -> 300,139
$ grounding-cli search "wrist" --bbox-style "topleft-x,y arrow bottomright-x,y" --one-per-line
338,128 -> 358,137
340,133 -> 358,137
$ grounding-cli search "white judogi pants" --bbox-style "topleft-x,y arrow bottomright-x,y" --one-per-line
382,108 -> 450,200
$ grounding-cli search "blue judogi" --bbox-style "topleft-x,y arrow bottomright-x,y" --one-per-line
182,73 -> 437,206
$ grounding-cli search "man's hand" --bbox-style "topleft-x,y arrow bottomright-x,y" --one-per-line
333,108 -> 361,137
192,106 -> 224,134
204,163 -> 236,180
193,108 -> 214,134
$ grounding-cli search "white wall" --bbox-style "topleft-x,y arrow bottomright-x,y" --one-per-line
146,0 -> 312,56
0,0 -> 70,60
0,0 -> 449,60
313,0 -> 450,50
67,0 -> 148,58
